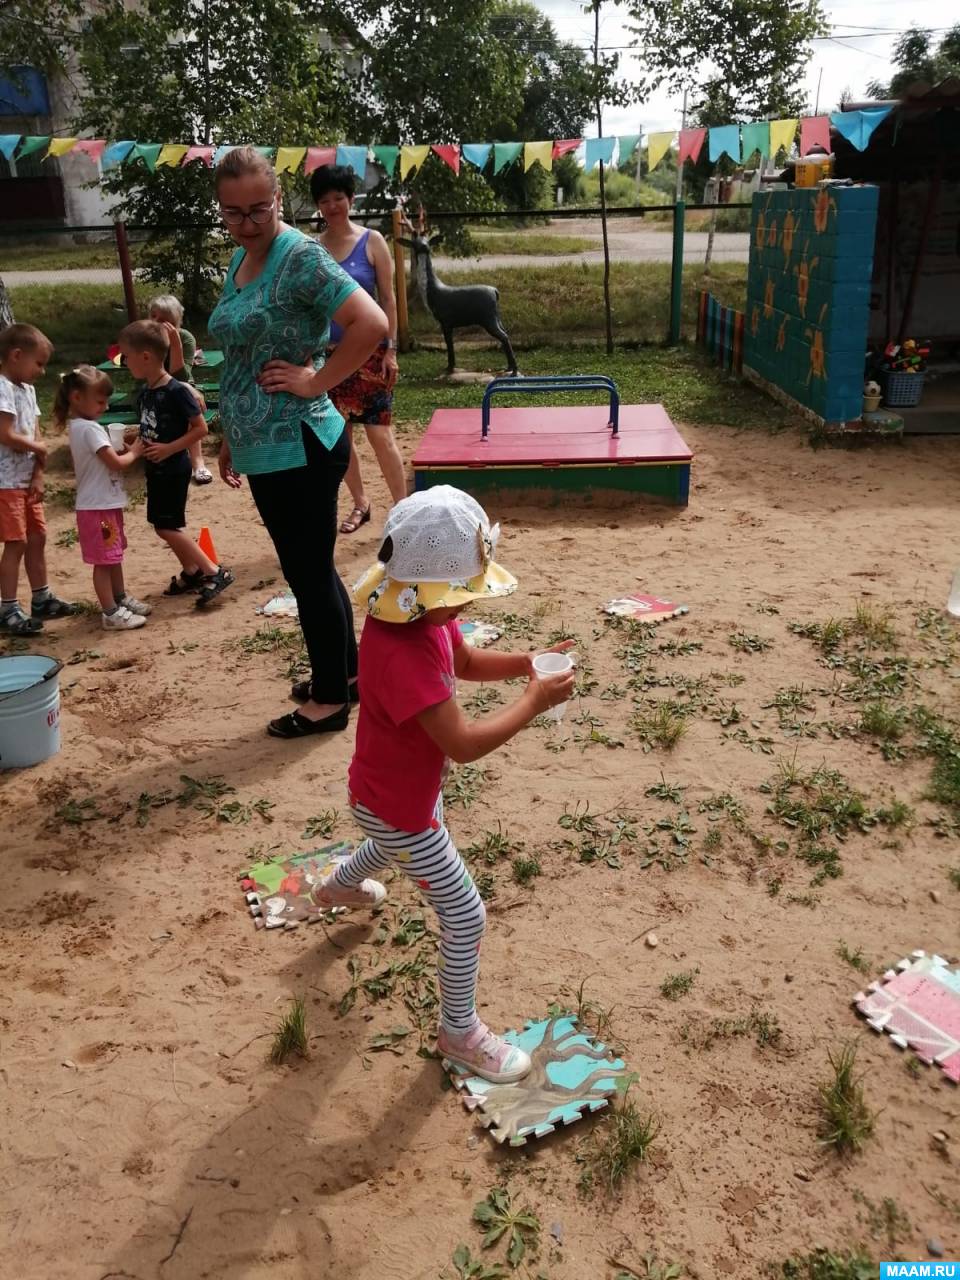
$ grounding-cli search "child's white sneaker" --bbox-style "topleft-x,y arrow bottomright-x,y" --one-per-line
437,1021 -> 532,1084
116,593 -> 153,616
311,871 -> 386,909
102,605 -> 147,631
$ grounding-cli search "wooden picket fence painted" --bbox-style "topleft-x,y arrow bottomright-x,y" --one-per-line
697,290 -> 745,375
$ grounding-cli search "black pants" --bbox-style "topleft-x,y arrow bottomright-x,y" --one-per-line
248,425 -> 357,705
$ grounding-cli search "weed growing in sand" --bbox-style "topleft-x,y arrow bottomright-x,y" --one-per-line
166,639 -> 198,656
127,483 -> 146,509
836,942 -> 871,975
69,599 -> 101,618
466,823 -> 522,864
447,1244 -> 507,1279
198,796 -> 274,825
472,1187 -> 540,1268
797,842 -> 843,885
228,624 -> 309,679
43,480 -> 75,510
728,631 -> 773,654
852,602 -> 897,649
269,995 -> 308,1064
615,1255 -> 684,1280
558,801 -> 601,833
764,1249 -> 874,1280
545,622 -> 578,646
488,611 -> 538,641
858,702 -> 906,759
790,617 -> 848,652
66,648 -> 100,664
303,810 -> 338,841
873,798 -> 913,829
853,1191 -> 910,1254
579,1087 -> 658,1195
134,789 -> 174,827
473,870 -> 497,901
762,760 -> 876,852
703,827 -> 723,853
645,777 -> 687,804
948,866 -> 960,890
698,791 -> 748,830
55,527 -> 79,548
680,1008 -> 782,1051
465,686 -> 503,715
817,1043 -> 876,1156
443,764 -> 489,809
54,796 -> 102,826
658,638 -> 702,657
630,702 -> 687,751
660,970 -> 698,1000
511,855 -> 541,886
177,773 -> 233,805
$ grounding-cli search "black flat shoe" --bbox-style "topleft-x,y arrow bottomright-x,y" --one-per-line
267,705 -> 349,738
291,680 -> 360,705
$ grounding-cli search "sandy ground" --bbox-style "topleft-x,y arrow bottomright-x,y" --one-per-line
2,412 -> 960,1280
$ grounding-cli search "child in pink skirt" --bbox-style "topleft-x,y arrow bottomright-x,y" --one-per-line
56,366 -> 151,631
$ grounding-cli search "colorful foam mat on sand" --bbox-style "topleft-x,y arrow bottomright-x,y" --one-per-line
854,950 -> 960,1083
240,842 -> 352,931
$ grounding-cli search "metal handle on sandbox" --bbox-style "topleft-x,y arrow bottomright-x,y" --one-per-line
480,375 -> 620,438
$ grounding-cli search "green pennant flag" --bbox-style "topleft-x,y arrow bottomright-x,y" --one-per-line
617,134 -> 641,162
372,144 -> 399,174
741,121 -> 770,163
254,145 -> 275,158
131,143 -> 163,172
17,136 -> 50,159
493,142 -> 522,175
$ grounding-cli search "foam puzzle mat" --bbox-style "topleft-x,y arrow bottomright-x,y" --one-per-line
444,1014 -> 634,1145
240,842 -> 352,931
853,950 -> 960,1083
603,592 -> 689,623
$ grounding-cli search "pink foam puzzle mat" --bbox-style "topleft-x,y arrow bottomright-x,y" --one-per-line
603,593 -> 689,623
240,841 -> 352,932
853,950 -> 960,1084
443,1014 -> 635,1145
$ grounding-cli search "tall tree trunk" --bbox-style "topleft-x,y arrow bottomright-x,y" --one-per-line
0,278 -> 13,328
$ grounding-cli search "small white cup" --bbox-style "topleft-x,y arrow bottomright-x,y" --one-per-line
106,423 -> 127,450
532,651 -> 574,723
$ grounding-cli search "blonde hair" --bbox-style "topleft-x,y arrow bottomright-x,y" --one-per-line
215,144 -> 279,192
119,318 -> 169,360
0,322 -> 52,360
53,364 -> 113,428
148,294 -> 184,326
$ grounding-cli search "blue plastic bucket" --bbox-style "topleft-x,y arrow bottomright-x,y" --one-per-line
0,654 -> 63,768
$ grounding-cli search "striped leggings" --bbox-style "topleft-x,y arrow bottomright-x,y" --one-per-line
335,800 -> 486,1034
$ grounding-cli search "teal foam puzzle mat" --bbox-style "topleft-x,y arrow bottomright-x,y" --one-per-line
444,1014 -> 634,1145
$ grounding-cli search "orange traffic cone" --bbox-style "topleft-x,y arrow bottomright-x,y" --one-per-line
198,525 -> 218,564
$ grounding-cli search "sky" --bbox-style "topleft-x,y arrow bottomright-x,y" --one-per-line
532,0 -> 959,136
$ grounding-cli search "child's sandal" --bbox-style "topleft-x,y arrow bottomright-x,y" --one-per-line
0,607 -> 43,635
163,569 -> 205,596
196,566 -> 234,608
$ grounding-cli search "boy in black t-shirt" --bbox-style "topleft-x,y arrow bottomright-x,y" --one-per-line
119,320 -> 233,606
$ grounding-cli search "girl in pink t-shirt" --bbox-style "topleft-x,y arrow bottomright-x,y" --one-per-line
314,486 -> 574,1084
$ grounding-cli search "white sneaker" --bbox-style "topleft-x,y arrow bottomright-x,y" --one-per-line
117,593 -> 153,616
192,466 -> 214,485
102,605 -> 147,630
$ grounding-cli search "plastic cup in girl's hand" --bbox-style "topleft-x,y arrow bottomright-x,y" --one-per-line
532,651 -> 575,722
106,423 -> 127,450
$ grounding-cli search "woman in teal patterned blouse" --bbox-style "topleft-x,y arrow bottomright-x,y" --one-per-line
209,147 -> 388,738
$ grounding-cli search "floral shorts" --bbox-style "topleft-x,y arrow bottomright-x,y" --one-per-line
77,509 -> 127,566
327,348 -> 393,427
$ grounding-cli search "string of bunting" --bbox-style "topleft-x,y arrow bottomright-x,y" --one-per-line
0,110 -> 894,182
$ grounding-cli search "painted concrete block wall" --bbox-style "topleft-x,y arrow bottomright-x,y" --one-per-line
744,186 -> 879,423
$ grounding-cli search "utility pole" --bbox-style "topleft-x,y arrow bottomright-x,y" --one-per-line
592,0 -> 613,356
674,88 -> 688,201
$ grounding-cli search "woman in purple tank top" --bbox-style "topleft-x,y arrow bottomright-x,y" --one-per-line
312,165 -> 406,533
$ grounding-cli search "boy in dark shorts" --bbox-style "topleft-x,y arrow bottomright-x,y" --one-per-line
119,320 -> 233,606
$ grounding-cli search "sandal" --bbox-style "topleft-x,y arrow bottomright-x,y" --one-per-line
291,679 -> 360,705
196,566 -> 235,608
164,569 -> 205,596
267,705 -> 349,738
30,595 -> 76,620
339,503 -> 371,535
0,606 -> 43,635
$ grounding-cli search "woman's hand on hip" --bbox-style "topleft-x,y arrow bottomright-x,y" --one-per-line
218,438 -> 243,489
258,359 -> 321,398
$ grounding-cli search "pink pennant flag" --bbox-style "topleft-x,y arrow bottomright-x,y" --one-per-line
73,139 -> 106,164
305,146 -> 337,175
552,138 -> 582,159
184,144 -> 214,167
431,144 -> 460,175
678,128 -> 707,167
800,116 -> 831,156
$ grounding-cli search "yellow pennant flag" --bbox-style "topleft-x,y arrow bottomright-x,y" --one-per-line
156,143 -> 189,169
400,144 -> 430,180
274,146 -> 306,174
523,141 -> 553,173
768,119 -> 798,159
47,137 -> 77,157
646,132 -> 674,172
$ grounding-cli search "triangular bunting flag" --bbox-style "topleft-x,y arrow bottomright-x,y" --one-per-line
432,144 -> 461,175
399,144 -> 430,179
800,116 -> 831,156
371,145 -> 398,174
102,140 -> 134,169
462,143 -> 492,170
183,144 -> 214,167
131,143 -> 162,172
47,137 -> 77,158
0,135 -> 21,161
768,119 -> 798,159
677,128 -> 707,166
552,138 -> 581,159
830,107 -> 891,151
254,146 -> 275,159
708,125 -> 740,163
617,134 -> 641,162
523,141 -> 552,173
336,144 -> 368,175
73,139 -> 107,164
647,132 -> 673,172
213,144 -> 238,166
305,146 -> 337,175
275,146 -> 306,174
493,142 -> 523,174
156,144 -> 189,168
584,136 -> 615,171
740,122 -> 770,163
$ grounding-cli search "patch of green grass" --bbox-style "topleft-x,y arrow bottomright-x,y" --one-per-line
580,1091 -> 659,1195
55,527 -> 79,548
630,702 -> 688,751
680,1008 -> 782,1050
765,1249 -> 875,1280
472,1186 -> 540,1269
797,841 -> 843,886
511,855 -> 541,886
660,969 -> 698,1000
836,941 -> 871,975
269,995 -> 308,1065
703,826 -> 723,853
817,1043 -> 876,1156
0,237 -> 121,272
874,797 -> 913,829
858,702 -> 906,742
468,231 -> 595,255
852,602 -> 897,649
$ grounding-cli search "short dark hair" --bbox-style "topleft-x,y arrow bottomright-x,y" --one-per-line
0,323 -> 52,360
119,319 -> 169,360
310,164 -> 355,204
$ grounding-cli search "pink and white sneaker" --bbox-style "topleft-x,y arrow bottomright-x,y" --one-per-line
311,871 -> 386,910
437,1021 -> 532,1084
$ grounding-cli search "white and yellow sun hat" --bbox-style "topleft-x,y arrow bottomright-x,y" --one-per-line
352,486 -> 517,623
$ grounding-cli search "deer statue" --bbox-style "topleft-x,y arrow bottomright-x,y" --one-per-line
397,208 -> 518,376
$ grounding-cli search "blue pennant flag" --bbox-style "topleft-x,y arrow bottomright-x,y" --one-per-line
830,107 -> 892,151
0,134 -> 21,162
584,136 -> 615,171
462,143 -> 492,170
336,144 -> 368,175
102,140 -> 135,170
708,125 -> 741,163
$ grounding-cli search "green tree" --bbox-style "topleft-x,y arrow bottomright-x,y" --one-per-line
867,25 -> 960,99
71,0 -> 353,310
